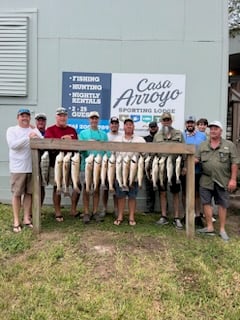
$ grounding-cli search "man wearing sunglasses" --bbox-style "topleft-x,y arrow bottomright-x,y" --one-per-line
153,112 -> 185,229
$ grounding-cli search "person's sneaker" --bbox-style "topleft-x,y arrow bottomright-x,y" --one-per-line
173,218 -> 183,230
92,213 -> 104,222
99,210 -> 106,218
156,216 -> 169,225
83,214 -> 90,224
219,230 -> 229,241
195,216 -> 204,228
197,227 -> 215,236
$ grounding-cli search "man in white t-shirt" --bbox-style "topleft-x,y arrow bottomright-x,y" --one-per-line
6,108 -> 43,233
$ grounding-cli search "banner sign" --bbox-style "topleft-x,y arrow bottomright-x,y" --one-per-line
62,72 -> 185,135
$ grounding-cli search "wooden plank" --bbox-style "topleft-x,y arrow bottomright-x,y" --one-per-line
30,138 -> 195,155
185,154 -> 195,238
31,149 -> 41,234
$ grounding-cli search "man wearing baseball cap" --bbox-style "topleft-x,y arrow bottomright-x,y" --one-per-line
35,113 -> 47,136
181,115 -> 207,227
196,120 -> 239,241
153,112 -> 185,229
45,107 -> 79,222
6,108 -> 43,232
79,111 -> 108,224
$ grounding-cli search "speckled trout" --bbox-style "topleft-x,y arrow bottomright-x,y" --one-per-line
63,152 -> 72,196
85,154 -> 94,194
71,152 -> 81,194
54,151 -> 64,194
107,153 -> 116,193
93,154 -> 102,192
40,151 -> 49,186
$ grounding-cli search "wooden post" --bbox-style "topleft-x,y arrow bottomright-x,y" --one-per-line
185,154 -> 195,238
31,149 -> 41,233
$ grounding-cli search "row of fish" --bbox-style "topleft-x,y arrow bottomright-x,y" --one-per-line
84,152 -> 182,193
40,151 -> 81,196
144,154 -> 182,190
40,151 -> 182,195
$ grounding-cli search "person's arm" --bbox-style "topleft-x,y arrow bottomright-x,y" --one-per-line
6,127 -> 29,150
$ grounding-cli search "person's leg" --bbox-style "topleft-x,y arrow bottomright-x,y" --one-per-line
115,197 -> 125,223
160,191 -> 167,217
12,195 -> 21,228
173,193 -> 180,218
52,187 -> 63,221
70,190 -> 80,215
218,205 -> 227,232
202,204 -> 214,231
93,187 -> 100,215
101,189 -> 108,216
23,193 -> 32,225
128,198 -> 136,224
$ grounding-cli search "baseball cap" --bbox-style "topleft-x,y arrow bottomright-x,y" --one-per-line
185,115 -> 196,122
17,108 -> 31,116
56,107 -> 68,115
89,111 -> 100,118
35,113 -> 47,120
208,120 -> 223,130
110,116 -> 119,123
149,121 -> 158,128
161,112 -> 172,121
124,118 -> 134,124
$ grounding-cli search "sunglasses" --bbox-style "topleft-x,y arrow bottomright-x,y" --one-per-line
162,118 -> 171,121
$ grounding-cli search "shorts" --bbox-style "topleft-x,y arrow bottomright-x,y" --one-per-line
181,173 -> 201,194
11,173 -> 32,196
200,183 -> 229,208
115,181 -> 138,199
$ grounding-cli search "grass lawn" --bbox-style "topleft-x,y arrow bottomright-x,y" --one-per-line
0,203 -> 240,320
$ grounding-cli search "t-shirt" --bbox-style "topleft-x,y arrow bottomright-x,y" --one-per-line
6,125 -> 43,173
45,124 -> 78,167
79,128 -> 108,170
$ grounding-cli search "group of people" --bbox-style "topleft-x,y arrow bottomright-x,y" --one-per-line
6,108 -> 239,241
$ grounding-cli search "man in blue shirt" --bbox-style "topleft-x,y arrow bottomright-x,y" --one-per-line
79,111 -> 108,224
181,115 -> 207,227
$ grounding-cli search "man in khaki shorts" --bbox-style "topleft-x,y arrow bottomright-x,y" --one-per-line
6,108 -> 43,232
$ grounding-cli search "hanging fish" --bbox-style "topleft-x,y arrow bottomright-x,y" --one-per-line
159,156 -> 166,188
62,152 -> 72,196
122,154 -> 131,191
152,155 -> 159,191
85,154 -> 94,194
137,154 -> 144,189
166,155 -> 173,186
40,151 -> 49,186
54,151 -> 64,194
93,154 -> 102,192
107,153 -> 116,193
100,153 -> 108,190
71,152 -> 81,194
144,154 -> 152,181
129,154 -> 138,187
175,155 -> 182,184
116,154 -> 123,189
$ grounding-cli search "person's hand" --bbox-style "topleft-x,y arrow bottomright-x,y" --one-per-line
181,167 -> 187,176
29,131 -> 39,138
61,134 -> 74,140
227,178 -> 237,193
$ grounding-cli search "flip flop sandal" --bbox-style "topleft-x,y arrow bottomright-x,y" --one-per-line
55,215 -> 64,222
114,219 -> 123,226
13,225 -> 22,233
23,223 -> 33,229
129,220 -> 136,226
